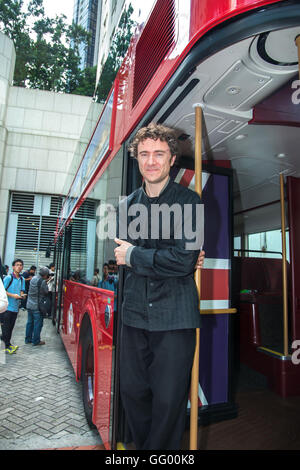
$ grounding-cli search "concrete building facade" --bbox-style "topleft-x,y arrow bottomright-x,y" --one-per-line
0,32 -> 102,269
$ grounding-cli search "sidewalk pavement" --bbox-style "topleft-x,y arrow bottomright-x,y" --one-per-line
0,309 -> 103,450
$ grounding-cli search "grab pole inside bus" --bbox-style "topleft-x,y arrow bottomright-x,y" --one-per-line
295,35 -> 300,80
190,104 -> 203,450
280,173 -> 289,356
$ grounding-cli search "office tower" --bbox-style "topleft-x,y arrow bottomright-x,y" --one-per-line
73,0 -> 102,69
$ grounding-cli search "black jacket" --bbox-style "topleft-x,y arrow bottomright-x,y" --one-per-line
119,179 -> 203,331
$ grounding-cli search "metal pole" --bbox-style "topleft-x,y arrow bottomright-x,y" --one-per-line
190,105 -> 203,450
295,35 -> 300,80
280,173 -> 289,356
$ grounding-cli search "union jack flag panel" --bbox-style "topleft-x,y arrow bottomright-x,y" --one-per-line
173,167 -> 232,407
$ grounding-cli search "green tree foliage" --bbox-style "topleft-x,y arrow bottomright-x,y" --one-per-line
72,65 -> 97,97
0,0 -> 90,93
0,0 -> 136,98
96,3 -> 136,102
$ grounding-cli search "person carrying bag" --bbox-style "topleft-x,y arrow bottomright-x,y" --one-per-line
1,259 -> 25,354
37,277 -> 52,317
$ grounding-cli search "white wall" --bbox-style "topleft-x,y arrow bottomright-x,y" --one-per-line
0,33 -> 15,182
3,87 -> 91,195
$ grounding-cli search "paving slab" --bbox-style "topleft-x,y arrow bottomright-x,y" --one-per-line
0,310 -> 103,450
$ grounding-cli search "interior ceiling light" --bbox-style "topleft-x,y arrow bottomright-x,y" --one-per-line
276,153 -> 286,158
257,31 -> 298,66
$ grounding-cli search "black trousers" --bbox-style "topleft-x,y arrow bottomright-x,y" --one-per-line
120,325 -> 196,450
1,311 -> 18,348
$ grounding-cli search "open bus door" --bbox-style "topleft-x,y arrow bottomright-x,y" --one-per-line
110,140 -> 238,448
54,225 -> 71,334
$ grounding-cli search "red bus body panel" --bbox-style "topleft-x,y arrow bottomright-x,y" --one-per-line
61,281 -> 114,449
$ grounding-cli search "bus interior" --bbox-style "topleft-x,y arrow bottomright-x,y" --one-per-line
143,23 -> 300,398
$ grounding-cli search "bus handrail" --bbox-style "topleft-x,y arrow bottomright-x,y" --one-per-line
234,248 -> 283,256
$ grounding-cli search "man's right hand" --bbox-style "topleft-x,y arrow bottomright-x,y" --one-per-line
114,238 -> 134,265
6,292 -> 21,299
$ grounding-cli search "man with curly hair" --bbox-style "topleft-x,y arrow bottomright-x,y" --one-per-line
115,123 -> 204,450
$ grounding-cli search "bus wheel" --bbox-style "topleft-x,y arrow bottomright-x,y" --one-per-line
81,327 -> 96,429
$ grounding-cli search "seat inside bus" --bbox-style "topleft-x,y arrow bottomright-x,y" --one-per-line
233,257 -> 291,354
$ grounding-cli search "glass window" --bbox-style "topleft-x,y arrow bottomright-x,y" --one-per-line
234,236 -> 241,251
91,147 -> 123,303
266,229 -> 290,262
247,229 -> 289,262
248,232 -> 265,257
66,147 -> 123,311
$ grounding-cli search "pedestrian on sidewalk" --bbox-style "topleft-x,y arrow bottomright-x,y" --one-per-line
46,262 -> 55,318
25,267 -> 50,346
21,265 -> 36,310
1,259 -> 25,354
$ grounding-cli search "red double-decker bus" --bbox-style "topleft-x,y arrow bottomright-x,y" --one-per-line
53,0 -> 300,450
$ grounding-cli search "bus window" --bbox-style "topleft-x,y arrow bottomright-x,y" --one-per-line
234,236 -> 241,252
68,218 -> 91,283
266,229 -> 290,262
90,146 -> 123,305
65,147 -> 123,291
247,229 -> 289,261
248,232 -> 266,256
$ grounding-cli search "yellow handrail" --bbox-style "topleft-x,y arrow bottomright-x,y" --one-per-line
295,35 -> 300,80
189,105 -> 203,450
280,174 -> 289,356
200,308 -> 237,314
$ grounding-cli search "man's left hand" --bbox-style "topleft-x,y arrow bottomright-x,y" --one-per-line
114,238 -> 133,265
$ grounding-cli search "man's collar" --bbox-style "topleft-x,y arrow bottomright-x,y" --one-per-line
142,177 -> 171,199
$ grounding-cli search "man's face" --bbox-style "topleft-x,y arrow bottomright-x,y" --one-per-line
13,262 -> 23,274
108,263 -> 114,274
103,266 -> 109,276
137,138 -> 176,186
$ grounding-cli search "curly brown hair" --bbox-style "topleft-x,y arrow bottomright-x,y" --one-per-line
129,122 -> 179,159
